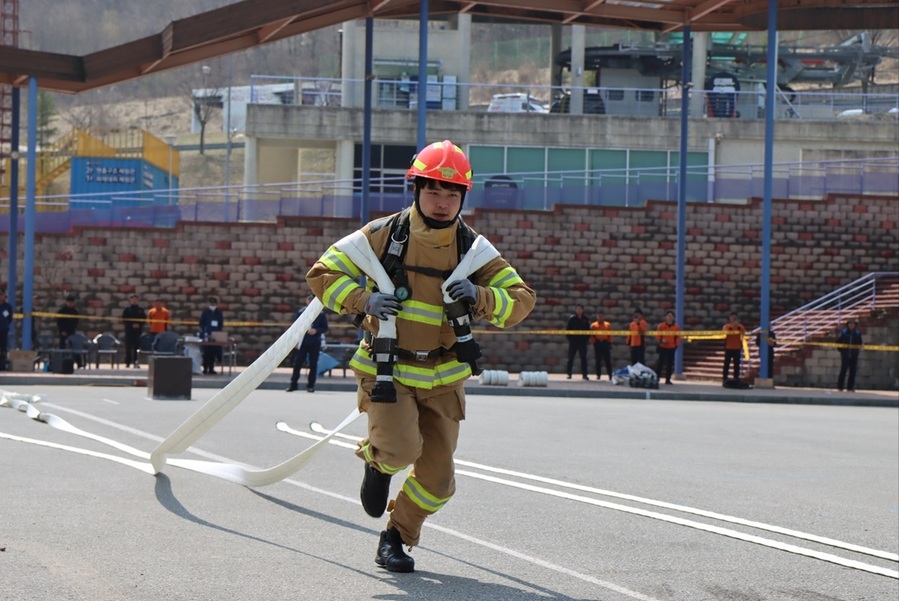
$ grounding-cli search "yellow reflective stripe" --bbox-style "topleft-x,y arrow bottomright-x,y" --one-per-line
323,275 -> 360,312
349,351 -> 376,374
395,363 -> 436,387
487,287 -> 514,327
360,444 -> 406,475
489,266 -> 523,289
402,475 -> 450,513
321,247 -> 362,278
398,300 -> 444,326
349,350 -> 471,390
434,360 -> 471,386
413,158 -> 427,171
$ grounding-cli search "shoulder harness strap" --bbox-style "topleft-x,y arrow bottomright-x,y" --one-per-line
380,210 -> 477,288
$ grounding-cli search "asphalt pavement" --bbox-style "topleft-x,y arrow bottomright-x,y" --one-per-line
1,364 -> 896,407
1,370 -> 897,600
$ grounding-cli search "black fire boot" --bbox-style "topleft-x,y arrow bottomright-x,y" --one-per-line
360,463 -> 392,518
375,527 -> 414,573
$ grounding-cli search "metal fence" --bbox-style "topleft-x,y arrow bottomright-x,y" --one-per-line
1,157 -> 895,233
250,75 -> 899,121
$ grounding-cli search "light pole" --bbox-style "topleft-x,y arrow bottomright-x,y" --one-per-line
165,134 -> 176,205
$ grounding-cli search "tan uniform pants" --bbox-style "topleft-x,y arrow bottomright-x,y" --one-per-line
355,376 -> 466,547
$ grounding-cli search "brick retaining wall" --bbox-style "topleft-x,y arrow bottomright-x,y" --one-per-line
1,193 -> 896,383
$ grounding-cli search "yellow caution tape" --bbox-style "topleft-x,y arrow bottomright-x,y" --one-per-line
15,313 -> 898,352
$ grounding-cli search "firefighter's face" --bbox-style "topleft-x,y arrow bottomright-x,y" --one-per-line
418,184 -> 462,223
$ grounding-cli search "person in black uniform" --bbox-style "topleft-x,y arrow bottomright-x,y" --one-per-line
56,295 -> 79,347
837,319 -> 863,392
0,290 -> 13,371
122,294 -> 147,368
565,304 -> 590,380
56,294 -> 82,368
198,297 -> 225,374
287,293 -> 329,393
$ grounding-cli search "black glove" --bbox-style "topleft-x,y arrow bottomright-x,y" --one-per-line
364,292 -> 401,320
446,279 -> 478,305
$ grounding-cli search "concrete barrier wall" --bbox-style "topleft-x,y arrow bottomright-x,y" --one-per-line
2,192 -> 896,386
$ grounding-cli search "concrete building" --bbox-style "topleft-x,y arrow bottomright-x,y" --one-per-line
243,19 -> 899,202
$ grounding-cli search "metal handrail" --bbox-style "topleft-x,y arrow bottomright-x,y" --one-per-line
746,271 -> 899,370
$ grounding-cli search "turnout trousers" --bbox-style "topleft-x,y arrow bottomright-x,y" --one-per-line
355,376 -> 464,547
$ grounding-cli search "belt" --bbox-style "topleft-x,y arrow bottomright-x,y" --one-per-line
395,347 -> 447,362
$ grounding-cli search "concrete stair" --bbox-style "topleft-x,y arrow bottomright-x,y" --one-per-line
682,274 -> 899,383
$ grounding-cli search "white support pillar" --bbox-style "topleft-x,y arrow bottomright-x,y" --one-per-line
570,24 -> 585,115
336,139 -> 355,186
690,32 -> 708,118
550,23 -> 563,104
455,14 -> 471,111
341,20 -> 361,108
244,136 -> 258,186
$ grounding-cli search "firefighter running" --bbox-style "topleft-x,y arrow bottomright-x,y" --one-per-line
306,140 -> 536,572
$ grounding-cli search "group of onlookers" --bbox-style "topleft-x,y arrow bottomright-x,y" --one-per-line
564,305 -> 864,390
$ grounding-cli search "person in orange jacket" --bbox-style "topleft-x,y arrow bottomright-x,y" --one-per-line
722,312 -> 747,383
147,300 -> 171,335
589,310 -> 613,380
655,310 -> 680,385
626,309 -> 648,365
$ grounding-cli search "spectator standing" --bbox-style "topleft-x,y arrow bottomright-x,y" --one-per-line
307,140 -> 535,573
0,290 -> 12,371
565,304 -> 590,380
147,300 -> 171,335
56,294 -> 80,349
589,311 -> 613,381
722,312 -> 746,383
198,297 -> 224,375
837,319 -> 862,392
626,309 -> 648,365
122,294 -> 147,368
655,310 -> 680,385
287,293 -> 329,393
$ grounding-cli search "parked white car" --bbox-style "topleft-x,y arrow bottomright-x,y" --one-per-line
487,93 -> 549,113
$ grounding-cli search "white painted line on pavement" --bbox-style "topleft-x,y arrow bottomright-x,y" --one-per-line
308,420 -> 899,563
4,402 -> 662,601
456,469 -> 898,579
14,402 -> 898,580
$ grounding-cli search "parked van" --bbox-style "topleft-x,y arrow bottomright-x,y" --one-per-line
487,93 -> 549,113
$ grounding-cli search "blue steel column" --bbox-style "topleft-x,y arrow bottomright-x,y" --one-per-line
416,0 -> 428,151
674,26 -> 691,377
22,78 -> 37,351
6,87 -> 20,351
759,1 -> 778,379
224,54 -> 233,221
361,17 -> 373,226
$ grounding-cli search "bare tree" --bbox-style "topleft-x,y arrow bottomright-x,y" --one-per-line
187,67 -> 222,155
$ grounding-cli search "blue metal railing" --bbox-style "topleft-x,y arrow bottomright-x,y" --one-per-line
0,157 -> 896,233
